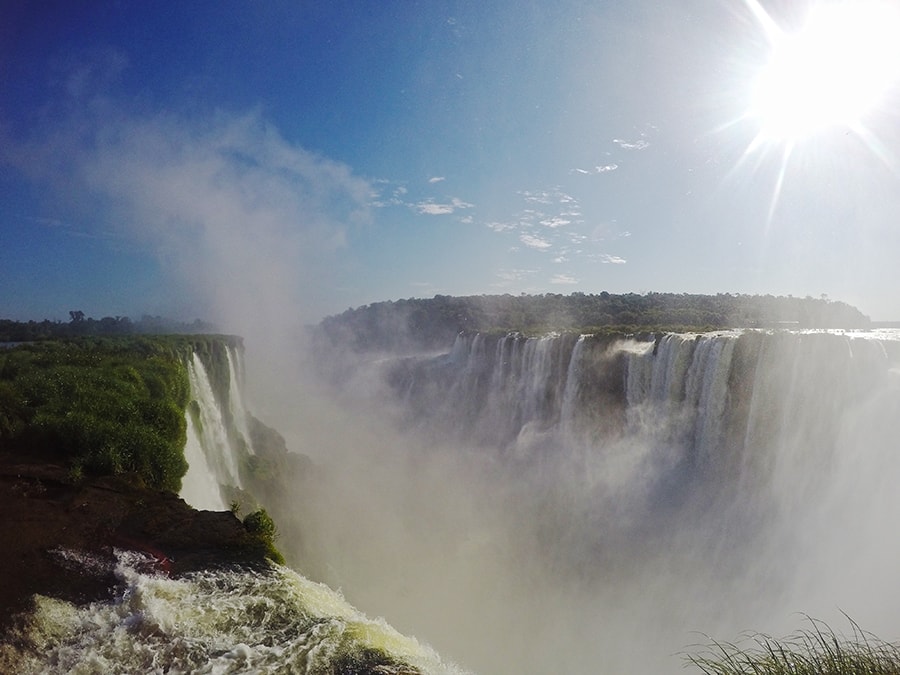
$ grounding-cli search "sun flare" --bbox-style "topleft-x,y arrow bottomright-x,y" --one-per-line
750,1 -> 900,142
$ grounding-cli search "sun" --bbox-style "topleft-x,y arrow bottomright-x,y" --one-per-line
749,1 -> 900,143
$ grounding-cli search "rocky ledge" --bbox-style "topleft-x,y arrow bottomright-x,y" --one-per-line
0,452 -> 272,636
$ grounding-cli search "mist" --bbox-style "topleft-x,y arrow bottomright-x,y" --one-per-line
11,100 -> 900,673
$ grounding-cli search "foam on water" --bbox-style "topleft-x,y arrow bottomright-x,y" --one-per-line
2,550 -> 467,675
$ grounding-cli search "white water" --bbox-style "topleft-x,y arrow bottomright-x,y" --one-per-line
289,328 -> 900,674
181,347 -> 255,510
1,550 -> 466,675
11,331 -> 899,673
180,411 -> 228,511
225,346 -> 253,455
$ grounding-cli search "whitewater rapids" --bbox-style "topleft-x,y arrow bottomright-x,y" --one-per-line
1,549 -> 466,675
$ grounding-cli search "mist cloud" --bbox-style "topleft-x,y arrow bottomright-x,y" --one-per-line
4,102 -> 373,355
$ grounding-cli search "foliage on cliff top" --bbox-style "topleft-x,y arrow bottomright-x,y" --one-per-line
0,335 -> 239,493
315,292 -> 870,352
0,313 -> 218,342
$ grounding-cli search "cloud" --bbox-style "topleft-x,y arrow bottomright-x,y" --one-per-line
573,164 -> 619,174
370,183 -> 409,208
4,103 -> 373,353
493,268 -> 537,285
598,254 -> 627,264
415,202 -> 455,215
428,176 -> 445,183
520,233 -> 552,250
613,138 -> 649,150
413,197 -> 474,215
539,216 -> 571,229
550,274 -> 578,284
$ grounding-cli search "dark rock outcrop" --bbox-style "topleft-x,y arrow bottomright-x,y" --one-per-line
0,454 -> 272,636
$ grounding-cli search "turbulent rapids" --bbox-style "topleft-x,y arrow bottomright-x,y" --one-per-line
7,549 -> 463,675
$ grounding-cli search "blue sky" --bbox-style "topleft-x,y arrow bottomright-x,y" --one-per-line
3,0 -> 900,329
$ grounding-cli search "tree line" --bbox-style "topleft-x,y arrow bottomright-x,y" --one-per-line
316,292 -> 871,352
0,313 -> 217,343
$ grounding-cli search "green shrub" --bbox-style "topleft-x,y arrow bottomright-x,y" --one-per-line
243,508 -> 284,565
243,508 -> 278,540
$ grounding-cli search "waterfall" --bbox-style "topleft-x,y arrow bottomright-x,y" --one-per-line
159,329 -> 900,674
385,329 -> 900,533
225,346 -> 253,455
180,346 -> 255,510
180,411 -> 228,511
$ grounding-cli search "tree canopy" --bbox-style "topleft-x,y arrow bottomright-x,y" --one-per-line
316,292 -> 870,352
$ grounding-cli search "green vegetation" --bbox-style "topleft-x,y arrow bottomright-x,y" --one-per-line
243,508 -> 285,565
0,313 -> 217,342
0,335 -> 238,493
686,617 -> 900,675
316,292 -> 870,352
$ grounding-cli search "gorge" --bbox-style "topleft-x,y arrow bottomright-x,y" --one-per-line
2,317 -> 900,673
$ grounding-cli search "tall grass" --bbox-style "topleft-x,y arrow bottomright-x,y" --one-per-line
686,616 -> 900,675
0,336 -> 239,492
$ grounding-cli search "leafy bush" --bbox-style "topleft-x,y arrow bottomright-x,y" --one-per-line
243,508 -> 284,565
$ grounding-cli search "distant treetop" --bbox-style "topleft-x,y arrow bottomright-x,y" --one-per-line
0,314 -> 218,342
316,292 -> 870,352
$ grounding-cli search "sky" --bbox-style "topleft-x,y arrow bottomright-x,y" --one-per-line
3,0 -> 900,328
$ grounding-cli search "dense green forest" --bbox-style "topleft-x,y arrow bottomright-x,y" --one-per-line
316,292 -> 871,352
0,336 -> 233,492
0,313 -> 216,342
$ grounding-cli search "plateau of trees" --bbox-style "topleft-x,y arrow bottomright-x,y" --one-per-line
0,314 -> 217,343
316,292 -> 871,352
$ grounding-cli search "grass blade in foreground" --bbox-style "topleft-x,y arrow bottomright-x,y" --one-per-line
685,616 -> 900,675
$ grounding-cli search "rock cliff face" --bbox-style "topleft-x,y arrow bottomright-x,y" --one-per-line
0,459 -> 272,635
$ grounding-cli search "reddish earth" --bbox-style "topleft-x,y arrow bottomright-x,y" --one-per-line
0,452 -> 271,636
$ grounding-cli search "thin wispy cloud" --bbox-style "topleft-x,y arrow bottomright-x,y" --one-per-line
371,179 -> 476,217
613,138 -> 649,150
475,182 -> 630,288
493,268 -> 537,286
520,233 -> 552,250
413,197 -> 474,215
572,164 -> 619,174
370,183 -> 409,208
539,216 -> 571,229
486,221 -> 516,232
550,273 -> 578,284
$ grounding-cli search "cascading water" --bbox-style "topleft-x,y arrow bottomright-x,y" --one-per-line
2,340 -> 471,675
2,550 -> 466,675
307,328 -> 900,673
180,346 -> 255,511
17,330 -> 898,674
